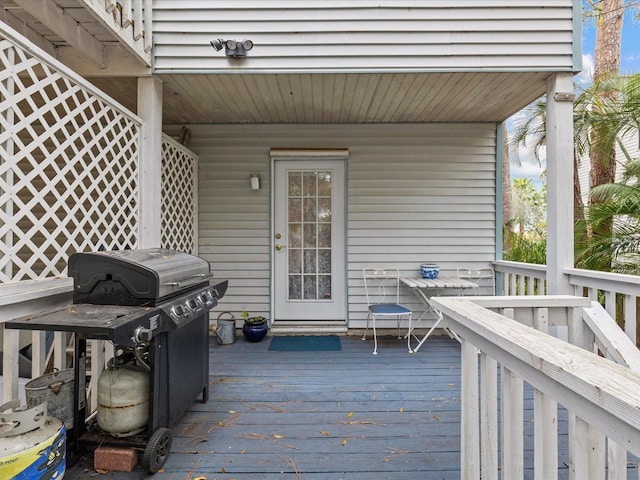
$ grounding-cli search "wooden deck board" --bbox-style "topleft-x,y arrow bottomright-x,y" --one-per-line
61,334 -> 617,479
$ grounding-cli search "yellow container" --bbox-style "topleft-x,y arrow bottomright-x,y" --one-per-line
0,417 -> 66,479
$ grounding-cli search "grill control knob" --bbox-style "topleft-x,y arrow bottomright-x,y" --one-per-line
133,326 -> 152,344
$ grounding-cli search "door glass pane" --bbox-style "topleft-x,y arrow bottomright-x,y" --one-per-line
289,223 -> 301,248
318,198 -> 331,221
318,249 -> 331,273
289,275 -> 302,300
318,224 -> 331,248
318,275 -> 331,299
303,224 -> 316,248
289,249 -> 301,274
289,172 -> 302,196
303,172 -> 316,196
287,170 -> 332,301
289,198 -> 301,222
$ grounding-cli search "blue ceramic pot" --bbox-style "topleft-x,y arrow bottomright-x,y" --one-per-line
243,320 -> 268,342
420,264 -> 440,279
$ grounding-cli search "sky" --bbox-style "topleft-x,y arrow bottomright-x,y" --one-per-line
510,6 -> 640,185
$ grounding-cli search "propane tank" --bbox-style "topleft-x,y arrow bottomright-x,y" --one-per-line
0,402 -> 66,480
97,357 -> 150,437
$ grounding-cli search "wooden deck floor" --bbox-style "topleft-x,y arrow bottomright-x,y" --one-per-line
63,334 -> 577,479
64,335 -> 464,479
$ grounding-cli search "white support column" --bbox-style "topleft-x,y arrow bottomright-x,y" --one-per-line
137,77 -> 163,248
546,72 -> 575,294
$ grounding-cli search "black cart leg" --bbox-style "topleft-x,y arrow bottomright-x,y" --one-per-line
71,336 -> 87,452
201,384 -> 208,403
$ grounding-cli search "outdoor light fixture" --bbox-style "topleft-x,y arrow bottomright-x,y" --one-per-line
553,92 -> 576,102
210,38 -> 254,58
250,174 -> 260,190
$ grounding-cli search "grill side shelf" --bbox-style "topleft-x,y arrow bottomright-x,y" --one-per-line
5,304 -> 161,346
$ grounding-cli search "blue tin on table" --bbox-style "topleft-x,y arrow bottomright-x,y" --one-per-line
420,264 -> 440,279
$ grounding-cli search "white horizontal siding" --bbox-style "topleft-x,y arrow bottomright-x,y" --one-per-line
153,0 -> 576,73
182,122 -> 496,326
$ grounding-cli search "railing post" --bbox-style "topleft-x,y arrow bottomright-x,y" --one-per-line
461,339 -> 480,480
526,275 -> 534,295
52,332 -> 66,371
2,328 -> 19,402
500,308 -> 523,479
533,308 -> 558,480
501,366 -> 524,479
31,331 -> 46,377
568,307 -> 604,479
144,0 -> 153,52
569,416 -> 604,480
624,294 -> 637,344
480,352 -> 498,480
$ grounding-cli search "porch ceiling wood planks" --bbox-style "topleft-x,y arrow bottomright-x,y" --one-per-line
63,335 -> 584,479
87,71 -> 550,126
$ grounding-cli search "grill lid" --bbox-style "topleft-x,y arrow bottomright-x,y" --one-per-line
69,248 -> 213,305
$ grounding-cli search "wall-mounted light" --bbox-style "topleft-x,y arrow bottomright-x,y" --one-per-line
250,174 -> 260,190
210,38 -> 254,58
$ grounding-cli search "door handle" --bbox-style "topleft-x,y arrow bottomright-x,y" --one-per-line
275,244 -> 286,251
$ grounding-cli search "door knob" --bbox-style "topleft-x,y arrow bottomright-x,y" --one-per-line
275,244 -> 286,251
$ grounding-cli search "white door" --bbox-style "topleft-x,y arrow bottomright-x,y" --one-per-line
273,159 -> 346,322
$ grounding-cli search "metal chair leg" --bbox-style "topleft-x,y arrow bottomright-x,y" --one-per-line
407,313 -> 414,353
362,311 -> 371,340
372,315 -> 378,355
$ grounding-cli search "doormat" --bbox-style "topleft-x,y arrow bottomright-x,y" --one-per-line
268,335 -> 342,352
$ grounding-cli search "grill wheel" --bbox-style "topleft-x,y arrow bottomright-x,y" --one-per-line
142,427 -> 172,473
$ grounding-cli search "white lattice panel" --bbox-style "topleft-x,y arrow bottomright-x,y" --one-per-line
0,32 -> 141,283
161,135 -> 198,254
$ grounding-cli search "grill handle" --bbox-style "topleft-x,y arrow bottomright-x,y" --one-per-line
164,273 -> 214,289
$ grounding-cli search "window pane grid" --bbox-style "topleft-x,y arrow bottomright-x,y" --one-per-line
287,170 -> 332,301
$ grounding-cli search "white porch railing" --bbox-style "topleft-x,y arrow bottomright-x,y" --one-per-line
81,0 -> 153,62
432,295 -> 640,480
494,260 -> 640,347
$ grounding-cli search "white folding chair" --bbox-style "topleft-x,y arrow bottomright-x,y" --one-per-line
362,268 -> 413,355
457,267 -> 495,295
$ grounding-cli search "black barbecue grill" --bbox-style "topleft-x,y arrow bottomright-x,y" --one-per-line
6,248 -> 228,473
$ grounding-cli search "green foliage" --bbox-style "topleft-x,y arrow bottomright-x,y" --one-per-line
506,72 -> 640,273
504,177 -> 547,264
503,229 -> 547,265
577,159 -> 640,274
241,310 -> 266,324
511,178 -> 547,235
